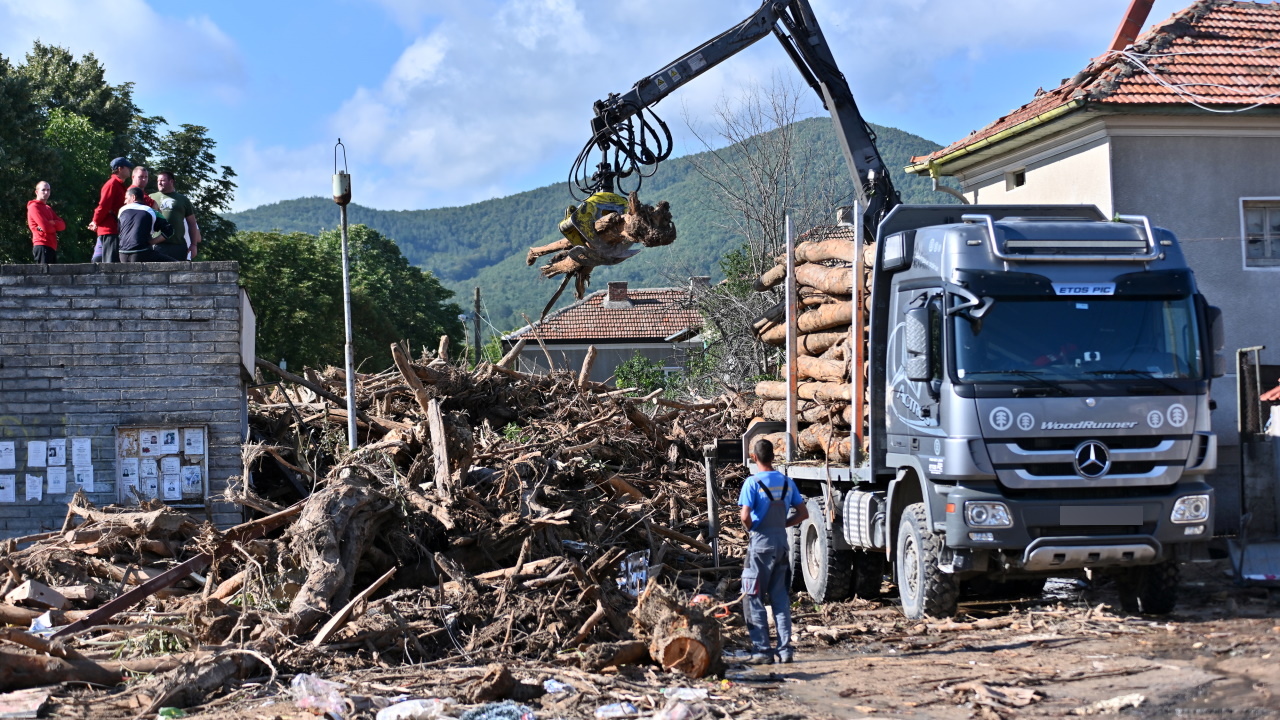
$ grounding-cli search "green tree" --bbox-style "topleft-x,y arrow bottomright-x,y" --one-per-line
615,352 -> 666,395
0,54 -> 55,262
235,231 -> 344,370
317,224 -> 464,368
151,123 -> 238,258
18,42 -> 156,160
43,108 -> 111,262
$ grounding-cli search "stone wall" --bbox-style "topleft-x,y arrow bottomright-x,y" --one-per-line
0,261 -> 251,538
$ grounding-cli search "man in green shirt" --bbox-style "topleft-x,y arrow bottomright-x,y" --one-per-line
149,171 -> 202,260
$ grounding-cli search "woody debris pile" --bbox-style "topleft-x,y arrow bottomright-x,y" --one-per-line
0,341 -> 754,719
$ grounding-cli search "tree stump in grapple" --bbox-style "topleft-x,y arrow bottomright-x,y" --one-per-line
631,581 -> 722,679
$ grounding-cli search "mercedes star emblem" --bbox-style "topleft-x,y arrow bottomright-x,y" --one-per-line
1073,440 -> 1111,479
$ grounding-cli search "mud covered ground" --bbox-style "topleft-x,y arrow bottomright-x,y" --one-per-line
41,560 -> 1276,720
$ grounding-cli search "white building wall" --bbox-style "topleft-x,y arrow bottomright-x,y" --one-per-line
956,122 -> 1114,214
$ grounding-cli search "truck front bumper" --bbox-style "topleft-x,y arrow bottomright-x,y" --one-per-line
941,482 -> 1214,571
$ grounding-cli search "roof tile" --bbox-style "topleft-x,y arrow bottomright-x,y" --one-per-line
914,1 -> 1280,164
509,287 -> 702,342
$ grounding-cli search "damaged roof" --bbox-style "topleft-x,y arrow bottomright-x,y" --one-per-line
908,0 -> 1280,173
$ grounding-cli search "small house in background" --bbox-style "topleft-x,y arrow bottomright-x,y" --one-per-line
504,279 -> 706,385
904,0 -> 1280,534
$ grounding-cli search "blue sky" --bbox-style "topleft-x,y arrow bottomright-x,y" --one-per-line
0,0 -> 1192,212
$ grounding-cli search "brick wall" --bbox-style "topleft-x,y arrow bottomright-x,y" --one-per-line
0,261 -> 250,538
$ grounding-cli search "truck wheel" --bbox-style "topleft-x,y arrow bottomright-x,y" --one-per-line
799,498 -> 854,602
1117,561 -> 1178,615
896,503 -> 958,619
787,524 -> 804,591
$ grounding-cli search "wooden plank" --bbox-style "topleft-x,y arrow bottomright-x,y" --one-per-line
426,398 -> 452,499
310,566 -> 397,647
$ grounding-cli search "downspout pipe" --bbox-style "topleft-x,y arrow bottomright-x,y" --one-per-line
927,160 -> 969,205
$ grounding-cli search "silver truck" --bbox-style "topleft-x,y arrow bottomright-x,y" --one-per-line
571,0 -> 1225,617
748,204 -> 1225,618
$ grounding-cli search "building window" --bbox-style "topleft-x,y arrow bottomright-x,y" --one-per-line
1005,169 -> 1027,191
1244,200 -> 1280,268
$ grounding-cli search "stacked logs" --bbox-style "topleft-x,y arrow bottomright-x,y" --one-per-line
748,225 -> 873,463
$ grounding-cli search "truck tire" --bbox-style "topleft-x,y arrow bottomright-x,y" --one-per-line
787,524 -> 804,591
1117,561 -> 1178,615
799,498 -> 854,602
896,503 -> 959,619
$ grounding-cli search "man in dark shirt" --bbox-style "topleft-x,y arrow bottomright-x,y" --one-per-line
117,188 -> 174,263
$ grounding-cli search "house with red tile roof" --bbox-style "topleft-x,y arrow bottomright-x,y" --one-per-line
904,0 -> 1280,489
503,280 -> 705,385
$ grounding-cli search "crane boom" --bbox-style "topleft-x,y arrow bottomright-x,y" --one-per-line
581,0 -> 900,231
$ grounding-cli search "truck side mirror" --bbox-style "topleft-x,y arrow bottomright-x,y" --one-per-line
1207,305 -> 1225,378
905,307 -> 931,382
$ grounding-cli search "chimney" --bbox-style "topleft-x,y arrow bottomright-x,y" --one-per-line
689,276 -> 711,293
1106,0 -> 1155,53
603,281 -> 632,309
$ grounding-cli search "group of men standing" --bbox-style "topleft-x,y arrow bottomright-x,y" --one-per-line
26,156 -> 201,264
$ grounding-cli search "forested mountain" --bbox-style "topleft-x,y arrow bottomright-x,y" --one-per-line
228,119 -> 953,330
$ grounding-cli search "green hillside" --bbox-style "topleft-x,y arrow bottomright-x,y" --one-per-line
227,119 -> 953,330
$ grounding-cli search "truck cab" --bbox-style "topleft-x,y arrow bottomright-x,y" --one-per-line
748,204 -> 1226,618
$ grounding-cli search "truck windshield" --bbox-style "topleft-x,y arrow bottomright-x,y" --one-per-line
953,295 -> 1202,382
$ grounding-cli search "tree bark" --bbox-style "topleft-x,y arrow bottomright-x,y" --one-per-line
631,582 -> 722,679
795,263 -> 853,296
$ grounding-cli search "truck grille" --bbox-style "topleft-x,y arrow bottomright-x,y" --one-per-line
1018,461 -> 1158,477
1030,524 -> 1154,538
1014,436 -> 1166,452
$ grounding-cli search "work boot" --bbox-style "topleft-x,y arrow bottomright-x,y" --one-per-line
777,650 -> 794,664
744,651 -> 775,665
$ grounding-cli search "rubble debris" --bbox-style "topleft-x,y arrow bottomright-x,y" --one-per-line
0,341 -> 752,716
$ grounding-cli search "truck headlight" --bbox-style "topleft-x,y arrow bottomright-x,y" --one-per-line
965,502 -> 1012,528
1171,494 -> 1210,524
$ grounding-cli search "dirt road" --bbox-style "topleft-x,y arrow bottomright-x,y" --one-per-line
743,563 -> 1280,719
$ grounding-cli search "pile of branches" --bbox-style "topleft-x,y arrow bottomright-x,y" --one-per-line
0,339 -> 752,717
747,225 -> 869,463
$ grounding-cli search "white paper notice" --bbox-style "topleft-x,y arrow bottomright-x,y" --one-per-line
139,429 -> 160,455
140,458 -> 158,480
0,443 -> 14,470
25,474 -> 42,501
160,457 -> 181,476
120,457 -> 139,484
162,475 -> 182,500
73,466 -> 94,493
183,428 -> 205,455
27,441 -> 47,468
71,438 -> 92,466
47,438 -> 66,466
159,429 -> 180,455
143,476 -> 158,499
46,466 -> 66,494
0,475 -> 14,503
181,465 -> 203,493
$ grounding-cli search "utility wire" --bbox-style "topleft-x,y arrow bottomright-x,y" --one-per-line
1106,46 -> 1280,114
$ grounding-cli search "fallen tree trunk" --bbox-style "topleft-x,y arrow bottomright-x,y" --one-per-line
632,581 -> 722,679
794,263 -> 853,296
756,381 -> 852,403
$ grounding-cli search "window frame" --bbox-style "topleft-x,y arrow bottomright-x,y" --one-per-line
1240,197 -> 1280,270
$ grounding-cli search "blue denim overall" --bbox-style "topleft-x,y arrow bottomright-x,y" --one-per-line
741,477 -> 794,659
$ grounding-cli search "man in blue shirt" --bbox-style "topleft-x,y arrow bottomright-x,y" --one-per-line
738,438 -> 808,664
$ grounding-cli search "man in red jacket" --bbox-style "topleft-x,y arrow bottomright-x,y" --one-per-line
88,157 -> 134,263
27,181 -> 65,264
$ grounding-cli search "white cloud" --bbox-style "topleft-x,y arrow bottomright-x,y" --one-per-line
0,0 -> 246,105
236,0 -> 1195,211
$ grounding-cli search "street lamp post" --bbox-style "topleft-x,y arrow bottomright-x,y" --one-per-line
333,140 -> 357,451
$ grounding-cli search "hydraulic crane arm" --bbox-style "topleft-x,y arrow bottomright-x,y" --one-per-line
578,0 -> 900,230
